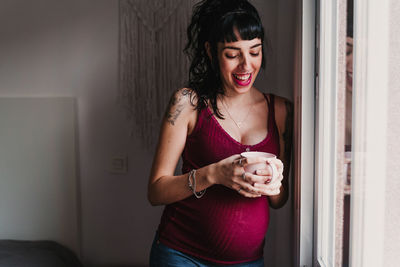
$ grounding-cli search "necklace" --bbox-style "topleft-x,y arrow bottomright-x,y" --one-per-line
220,96 -> 253,129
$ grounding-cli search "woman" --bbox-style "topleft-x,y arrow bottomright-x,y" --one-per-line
148,0 -> 293,266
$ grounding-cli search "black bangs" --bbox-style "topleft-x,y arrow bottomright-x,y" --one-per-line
218,12 -> 264,43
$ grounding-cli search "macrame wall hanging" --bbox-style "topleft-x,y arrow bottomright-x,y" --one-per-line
119,0 -> 198,148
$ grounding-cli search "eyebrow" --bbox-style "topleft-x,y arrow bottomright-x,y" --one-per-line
222,43 -> 262,50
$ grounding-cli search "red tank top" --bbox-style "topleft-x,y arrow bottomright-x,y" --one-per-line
157,94 -> 280,264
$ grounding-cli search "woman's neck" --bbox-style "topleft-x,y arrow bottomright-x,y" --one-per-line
219,87 -> 258,107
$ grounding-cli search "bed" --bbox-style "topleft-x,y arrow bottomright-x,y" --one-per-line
0,240 -> 83,267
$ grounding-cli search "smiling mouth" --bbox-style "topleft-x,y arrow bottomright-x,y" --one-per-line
233,73 -> 251,81
232,73 -> 252,86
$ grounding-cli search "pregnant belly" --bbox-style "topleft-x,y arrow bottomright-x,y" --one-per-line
160,187 -> 270,261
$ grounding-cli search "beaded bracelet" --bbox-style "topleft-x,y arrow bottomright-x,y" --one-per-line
188,169 -> 206,199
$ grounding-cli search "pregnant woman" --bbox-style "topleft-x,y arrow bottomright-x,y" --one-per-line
148,0 -> 293,266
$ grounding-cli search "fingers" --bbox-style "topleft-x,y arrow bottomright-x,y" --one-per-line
228,155 -> 283,197
267,158 -> 284,174
233,156 -> 250,167
252,170 -> 273,183
246,170 -> 277,185
235,173 -> 273,196
238,188 -> 262,198
238,172 -> 282,196
235,185 -> 261,198
235,179 -> 281,197
234,183 -> 262,198
254,181 -> 281,196
254,159 -> 284,182
233,177 -> 281,197
253,170 -> 282,184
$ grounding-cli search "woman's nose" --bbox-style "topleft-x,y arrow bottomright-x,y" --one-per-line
239,54 -> 251,69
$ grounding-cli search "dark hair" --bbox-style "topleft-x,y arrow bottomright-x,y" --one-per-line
184,0 -> 266,118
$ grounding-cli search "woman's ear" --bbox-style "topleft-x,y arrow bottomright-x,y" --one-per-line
205,42 -> 212,60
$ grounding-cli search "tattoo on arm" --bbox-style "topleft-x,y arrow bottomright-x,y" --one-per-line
164,89 -> 193,126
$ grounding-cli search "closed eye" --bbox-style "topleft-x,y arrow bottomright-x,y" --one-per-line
225,54 -> 238,59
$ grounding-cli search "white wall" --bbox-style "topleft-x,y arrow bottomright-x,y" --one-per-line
0,98 -> 79,254
0,1 -> 296,266
385,0 -> 400,264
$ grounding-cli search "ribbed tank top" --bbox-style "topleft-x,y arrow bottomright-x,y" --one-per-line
157,94 -> 280,264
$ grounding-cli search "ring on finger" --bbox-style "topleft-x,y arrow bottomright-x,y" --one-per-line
238,158 -> 243,166
237,188 -> 242,193
242,172 -> 246,181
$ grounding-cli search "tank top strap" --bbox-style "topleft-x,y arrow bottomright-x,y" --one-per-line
264,93 -> 277,131
188,106 -> 210,138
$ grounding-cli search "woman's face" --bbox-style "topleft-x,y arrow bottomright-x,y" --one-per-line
217,37 -> 263,95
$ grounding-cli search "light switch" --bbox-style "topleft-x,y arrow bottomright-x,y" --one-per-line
109,156 -> 128,174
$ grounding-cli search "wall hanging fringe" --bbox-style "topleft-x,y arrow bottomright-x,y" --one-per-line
119,0 -> 197,148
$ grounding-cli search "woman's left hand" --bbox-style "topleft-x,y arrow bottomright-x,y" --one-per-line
246,158 -> 284,196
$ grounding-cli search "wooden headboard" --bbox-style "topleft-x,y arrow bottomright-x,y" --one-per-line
0,97 -> 80,256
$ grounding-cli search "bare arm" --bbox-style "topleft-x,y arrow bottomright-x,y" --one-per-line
268,96 -> 293,209
147,88 -> 206,205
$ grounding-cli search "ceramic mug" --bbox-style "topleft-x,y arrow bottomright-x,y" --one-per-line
240,151 -> 278,181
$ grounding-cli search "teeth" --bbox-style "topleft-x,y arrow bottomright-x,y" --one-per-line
233,74 -> 251,81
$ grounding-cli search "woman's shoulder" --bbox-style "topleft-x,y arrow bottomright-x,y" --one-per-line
260,92 -> 292,111
165,87 -> 199,130
272,94 -> 292,111
268,94 -> 293,134
168,87 -> 199,109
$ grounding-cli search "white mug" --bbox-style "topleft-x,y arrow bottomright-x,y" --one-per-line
240,151 -> 278,181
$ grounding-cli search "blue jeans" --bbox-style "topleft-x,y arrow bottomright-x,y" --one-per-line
149,233 -> 264,267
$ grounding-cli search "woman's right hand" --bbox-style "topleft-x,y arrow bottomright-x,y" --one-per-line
211,154 -> 269,198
